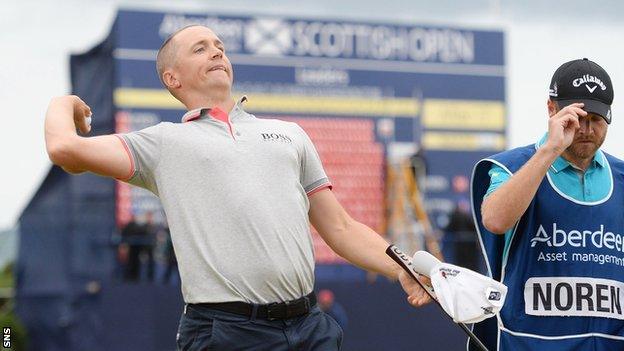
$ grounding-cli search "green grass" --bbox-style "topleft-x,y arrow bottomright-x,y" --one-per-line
0,262 -> 24,350
0,263 -> 14,289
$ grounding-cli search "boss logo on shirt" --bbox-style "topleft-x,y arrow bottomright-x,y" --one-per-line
261,133 -> 293,143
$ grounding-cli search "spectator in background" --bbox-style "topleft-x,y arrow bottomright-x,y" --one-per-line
318,289 -> 348,332
158,224 -> 178,285
443,199 -> 478,271
120,215 -> 143,282
139,211 -> 157,282
120,212 -> 157,282
115,231 -> 129,281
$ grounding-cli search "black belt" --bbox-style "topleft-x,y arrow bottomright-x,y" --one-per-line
192,292 -> 316,321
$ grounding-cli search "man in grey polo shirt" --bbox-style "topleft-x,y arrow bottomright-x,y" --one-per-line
44,25 -> 429,350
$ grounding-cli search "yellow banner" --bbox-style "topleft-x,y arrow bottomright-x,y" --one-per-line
114,89 -> 183,109
423,99 -> 505,130
114,88 -> 419,117
423,132 -> 505,151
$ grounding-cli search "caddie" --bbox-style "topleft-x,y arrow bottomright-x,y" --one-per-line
471,58 -> 624,350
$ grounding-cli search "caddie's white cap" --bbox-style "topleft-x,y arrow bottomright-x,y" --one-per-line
429,262 -> 507,324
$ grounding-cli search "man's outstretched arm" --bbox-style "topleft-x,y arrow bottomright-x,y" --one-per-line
308,188 -> 431,307
45,95 -> 131,178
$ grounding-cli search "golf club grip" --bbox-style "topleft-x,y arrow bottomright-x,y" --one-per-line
386,244 -> 489,351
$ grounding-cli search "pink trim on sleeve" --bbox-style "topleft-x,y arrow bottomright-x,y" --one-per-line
114,134 -> 135,181
306,183 -> 333,197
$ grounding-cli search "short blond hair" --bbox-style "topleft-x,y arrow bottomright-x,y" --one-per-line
155,24 -> 203,87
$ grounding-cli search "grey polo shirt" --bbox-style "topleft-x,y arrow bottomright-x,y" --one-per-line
118,97 -> 331,304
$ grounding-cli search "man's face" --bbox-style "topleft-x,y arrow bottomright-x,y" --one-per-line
565,111 -> 608,160
170,26 -> 234,95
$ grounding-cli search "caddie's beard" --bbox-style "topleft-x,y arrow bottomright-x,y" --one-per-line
566,133 -> 606,160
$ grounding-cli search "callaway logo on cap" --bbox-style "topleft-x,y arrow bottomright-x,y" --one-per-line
549,58 -> 614,124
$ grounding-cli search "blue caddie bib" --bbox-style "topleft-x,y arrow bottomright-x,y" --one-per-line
470,144 -> 624,350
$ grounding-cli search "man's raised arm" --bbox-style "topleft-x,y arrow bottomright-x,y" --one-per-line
481,103 -> 585,234
44,95 -> 131,179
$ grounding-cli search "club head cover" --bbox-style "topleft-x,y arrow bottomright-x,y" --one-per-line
429,262 -> 507,324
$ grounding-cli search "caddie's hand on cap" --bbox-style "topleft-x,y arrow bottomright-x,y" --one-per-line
71,95 -> 92,135
398,270 -> 432,307
546,102 -> 586,154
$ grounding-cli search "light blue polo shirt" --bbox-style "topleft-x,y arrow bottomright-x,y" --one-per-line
485,134 -> 611,256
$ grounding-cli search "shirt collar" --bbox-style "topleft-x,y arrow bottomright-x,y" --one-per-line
180,96 -> 248,123
536,133 -> 606,173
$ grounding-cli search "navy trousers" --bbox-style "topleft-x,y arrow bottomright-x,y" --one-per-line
176,304 -> 343,350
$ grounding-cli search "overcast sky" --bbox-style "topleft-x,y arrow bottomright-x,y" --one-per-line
2,0 -> 624,229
